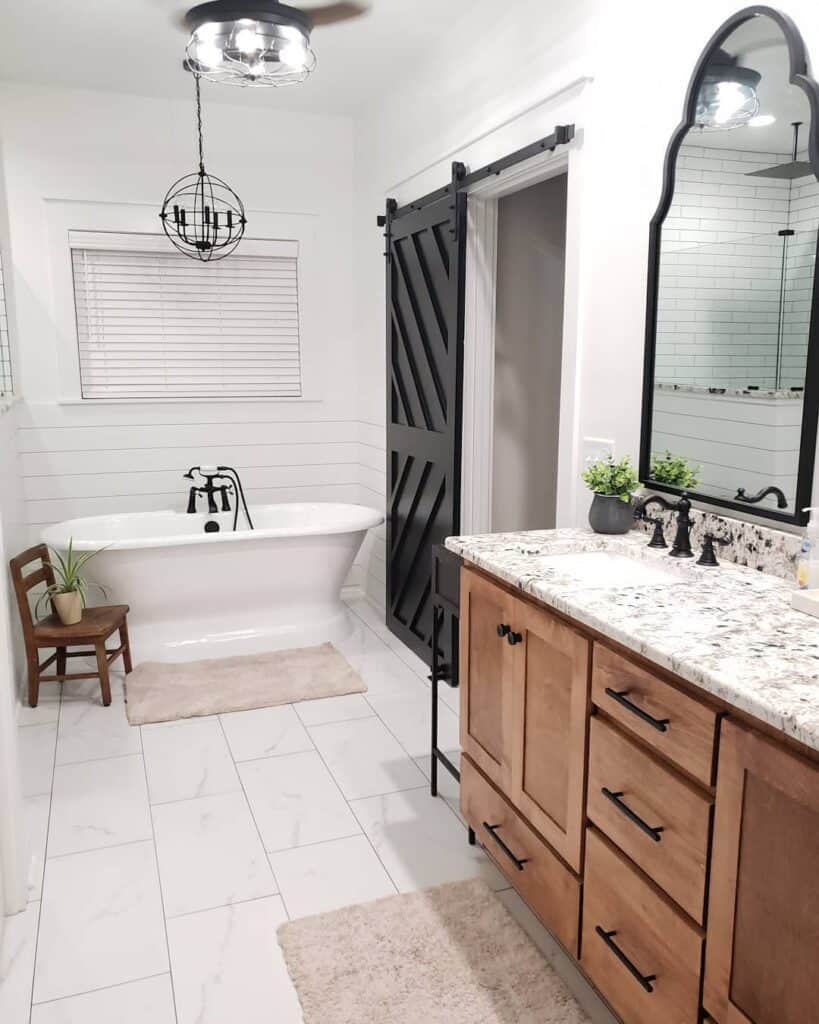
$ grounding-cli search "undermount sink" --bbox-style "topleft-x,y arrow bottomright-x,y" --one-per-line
531,550 -> 684,588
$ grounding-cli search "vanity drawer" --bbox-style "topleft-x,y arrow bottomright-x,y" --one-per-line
587,716 -> 712,923
581,828 -> 703,1024
461,755 -> 580,956
592,644 -> 718,786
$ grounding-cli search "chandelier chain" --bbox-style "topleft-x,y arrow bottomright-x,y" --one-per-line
195,73 -> 205,172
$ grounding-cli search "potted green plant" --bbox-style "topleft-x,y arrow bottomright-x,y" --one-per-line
581,455 -> 640,534
649,450 -> 701,489
35,539 -> 108,626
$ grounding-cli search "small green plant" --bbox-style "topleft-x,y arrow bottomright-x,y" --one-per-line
35,539 -> 108,619
649,450 -> 701,489
581,455 -> 640,503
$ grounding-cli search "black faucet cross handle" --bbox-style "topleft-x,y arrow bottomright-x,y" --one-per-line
697,532 -> 730,567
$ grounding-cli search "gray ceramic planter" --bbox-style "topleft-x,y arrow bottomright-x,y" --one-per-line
588,493 -> 634,534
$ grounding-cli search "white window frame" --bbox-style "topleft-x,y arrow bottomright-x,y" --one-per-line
46,199 -> 323,404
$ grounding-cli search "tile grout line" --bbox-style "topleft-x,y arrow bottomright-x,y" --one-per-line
30,971 -> 172,1010
27,683 -> 63,1020
345,603 -> 474,845
304,735 -> 399,902
215,714 -> 291,920
137,723 -> 181,1024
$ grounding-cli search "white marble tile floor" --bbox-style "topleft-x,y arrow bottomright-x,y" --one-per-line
4,598 -> 615,1024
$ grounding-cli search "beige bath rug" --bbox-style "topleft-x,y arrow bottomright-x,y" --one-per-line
277,878 -> 591,1024
124,642 -> 366,725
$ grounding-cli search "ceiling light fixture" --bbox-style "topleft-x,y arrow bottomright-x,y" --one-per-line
159,73 -> 246,261
696,48 -> 761,130
182,2 -> 369,87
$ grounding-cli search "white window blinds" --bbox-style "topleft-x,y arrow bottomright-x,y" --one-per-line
0,252 -> 13,399
70,233 -> 302,400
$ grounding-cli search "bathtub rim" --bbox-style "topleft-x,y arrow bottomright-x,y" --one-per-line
41,502 -> 385,552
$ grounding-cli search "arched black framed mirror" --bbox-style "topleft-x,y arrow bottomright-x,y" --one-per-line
640,6 -> 819,526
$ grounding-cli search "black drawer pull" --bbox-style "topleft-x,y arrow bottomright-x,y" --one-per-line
482,822 -> 530,871
604,688 -> 669,732
497,623 -> 511,638
601,787 -> 664,842
506,631 -> 523,646
595,926 -> 657,993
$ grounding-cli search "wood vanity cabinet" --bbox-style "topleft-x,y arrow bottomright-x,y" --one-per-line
460,566 -> 589,870
704,720 -> 819,1024
458,564 -> 819,1024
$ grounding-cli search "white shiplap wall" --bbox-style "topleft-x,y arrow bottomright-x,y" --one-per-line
0,82 -> 391,597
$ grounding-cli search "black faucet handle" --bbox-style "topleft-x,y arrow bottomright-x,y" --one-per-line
645,516 -> 667,549
697,532 -> 730,567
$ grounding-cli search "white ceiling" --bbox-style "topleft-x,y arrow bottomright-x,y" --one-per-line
0,0 -> 467,114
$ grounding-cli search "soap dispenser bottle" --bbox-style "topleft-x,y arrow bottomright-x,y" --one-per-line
797,507 -> 819,589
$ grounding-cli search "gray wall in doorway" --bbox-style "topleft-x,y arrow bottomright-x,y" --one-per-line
492,173 -> 567,532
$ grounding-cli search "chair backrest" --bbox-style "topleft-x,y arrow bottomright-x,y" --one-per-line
9,544 -> 56,645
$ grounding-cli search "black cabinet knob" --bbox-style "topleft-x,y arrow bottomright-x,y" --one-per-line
497,623 -> 511,637
507,631 -> 523,646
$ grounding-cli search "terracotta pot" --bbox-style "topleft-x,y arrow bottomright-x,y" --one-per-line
53,591 -> 82,626
588,493 -> 634,535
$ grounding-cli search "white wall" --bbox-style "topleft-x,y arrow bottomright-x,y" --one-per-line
0,81 -> 374,579
352,0 -> 819,594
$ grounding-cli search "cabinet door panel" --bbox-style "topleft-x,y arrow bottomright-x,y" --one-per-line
459,568 -> 515,788
510,596 -> 590,871
704,720 -> 819,1024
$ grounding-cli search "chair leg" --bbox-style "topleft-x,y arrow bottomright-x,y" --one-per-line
96,642 -> 112,707
27,650 -> 40,708
56,647 -> 67,680
119,620 -> 133,674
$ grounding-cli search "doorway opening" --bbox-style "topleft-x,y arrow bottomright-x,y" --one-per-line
492,173 -> 567,532
461,149 -> 574,537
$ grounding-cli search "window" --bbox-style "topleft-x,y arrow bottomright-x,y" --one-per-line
70,232 -> 302,400
0,251 -> 13,399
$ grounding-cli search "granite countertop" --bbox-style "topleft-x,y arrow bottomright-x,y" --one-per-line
445,528 -> 819,754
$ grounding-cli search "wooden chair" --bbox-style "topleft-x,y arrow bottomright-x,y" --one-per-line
9,544 -> 132,708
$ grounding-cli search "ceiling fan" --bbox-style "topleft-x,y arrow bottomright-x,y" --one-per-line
182,1 -> 370,87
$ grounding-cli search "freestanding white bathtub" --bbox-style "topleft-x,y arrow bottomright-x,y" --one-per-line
41,503 -> 384,663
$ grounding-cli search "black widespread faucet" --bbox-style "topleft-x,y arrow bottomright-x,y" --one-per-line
734,486 -> 788,509
635,492 -> 695,558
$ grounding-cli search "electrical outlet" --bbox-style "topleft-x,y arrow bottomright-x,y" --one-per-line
583,437 -> 615,468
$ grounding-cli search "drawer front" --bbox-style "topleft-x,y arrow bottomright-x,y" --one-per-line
592,644 -> 718,785
461,755 -> 580,956
582,829 -> 703,1024
587,716 -> 713,923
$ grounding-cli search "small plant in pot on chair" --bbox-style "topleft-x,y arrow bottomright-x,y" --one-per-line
582,455 -> 640,534
35,539 -> 108,626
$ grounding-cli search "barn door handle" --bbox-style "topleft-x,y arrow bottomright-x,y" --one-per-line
595,927 -> 657,993
497,623 -> 511,638
604,688 -> 670,732
601,788 -> 664,842
482,822 -> 529,871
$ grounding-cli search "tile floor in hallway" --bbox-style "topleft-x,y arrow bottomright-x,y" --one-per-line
1,597 -> 614,1024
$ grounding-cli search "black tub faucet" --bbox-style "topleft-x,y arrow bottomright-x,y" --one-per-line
635,492 -> 694,558
184,467 -> 232,515
735,486 -> 788,509
183,466 -> 254,531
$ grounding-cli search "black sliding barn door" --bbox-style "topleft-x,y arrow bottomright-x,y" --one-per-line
385,192 -> 467,664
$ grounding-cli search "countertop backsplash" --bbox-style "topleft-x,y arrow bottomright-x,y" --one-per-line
633,506 -> 801,581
